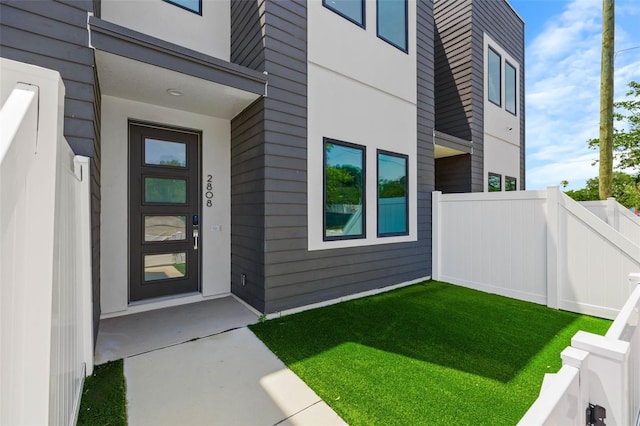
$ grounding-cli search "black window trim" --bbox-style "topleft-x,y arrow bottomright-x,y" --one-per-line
377,149 -> 409,237
488,46 -> 502,107
376,0 -> 409,53
323,137 -> 367,242
322,0 -> 366,29
505,175 -> 517,191
163,0 -> 202,15
505,60 -> 517,116
488,172 -> 502,192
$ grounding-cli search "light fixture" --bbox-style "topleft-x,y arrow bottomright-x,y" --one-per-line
166,88 -> 183,96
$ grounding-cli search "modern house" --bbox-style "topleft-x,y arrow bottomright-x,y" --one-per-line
0,0 -> 523,336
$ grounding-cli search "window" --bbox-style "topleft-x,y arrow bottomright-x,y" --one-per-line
505,61 -> 517,115
324,139 -> 366,240
377,151 -> 408,236
505,176 -> 517,191
323,0 -> 365,27
488,173 -> 501,192
163,0 -> 201,14
377,0 -> 408,52
488,47 -> 501,106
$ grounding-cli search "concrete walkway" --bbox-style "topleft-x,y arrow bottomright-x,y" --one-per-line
94,297 -> 347,425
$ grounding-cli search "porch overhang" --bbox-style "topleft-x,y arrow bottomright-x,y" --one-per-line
434,130 -> 473,159
89,16 -> 266,119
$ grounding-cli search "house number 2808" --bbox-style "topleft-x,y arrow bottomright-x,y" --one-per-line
205,174 -> 213,207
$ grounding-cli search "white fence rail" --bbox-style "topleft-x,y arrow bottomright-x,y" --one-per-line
432,186 -> 640,319
519,274 -> 640,425
0,58 -> 93,426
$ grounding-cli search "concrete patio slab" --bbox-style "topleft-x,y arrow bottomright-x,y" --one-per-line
124,327 -> 347,426
95,296 -> 258,364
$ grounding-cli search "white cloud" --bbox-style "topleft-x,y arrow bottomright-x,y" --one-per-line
525,0 -> 640,190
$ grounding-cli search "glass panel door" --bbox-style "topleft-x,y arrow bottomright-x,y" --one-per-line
129,122 -> 200,302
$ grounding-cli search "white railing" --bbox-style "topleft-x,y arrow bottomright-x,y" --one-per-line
581,198 -> 640,246
0,58 -> 93,426
519,273 -> 640,425
432,186 -> 640,319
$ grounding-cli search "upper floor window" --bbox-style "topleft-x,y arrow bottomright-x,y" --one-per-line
324,139 -> 366,240
323,0 -> 365,28
488,172 -> 501,192
488,48 -> 501,106
164,0 -> 202,15
505,61 -> 517,115
377,150 -> 408,236
377,0 -> 408,52
505,176 -> 517,191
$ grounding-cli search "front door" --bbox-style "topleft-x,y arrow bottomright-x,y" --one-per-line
129,122 -> 200,302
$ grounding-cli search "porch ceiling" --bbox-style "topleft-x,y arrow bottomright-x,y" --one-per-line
95,51 -> 261,120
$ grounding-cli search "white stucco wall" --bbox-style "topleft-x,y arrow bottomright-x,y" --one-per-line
307,0 -> 418,250
483,33 -> 521,190
100,95 -> 230,315
101,0 -> 229,61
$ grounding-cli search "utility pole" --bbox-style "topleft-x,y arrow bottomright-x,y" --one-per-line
599,0 -> 615,199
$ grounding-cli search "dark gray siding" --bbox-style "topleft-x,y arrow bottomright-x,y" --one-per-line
0,0 -> 102,338
435,155 -> 471,193
434,0 -> 524,191
230,0 -> 434,313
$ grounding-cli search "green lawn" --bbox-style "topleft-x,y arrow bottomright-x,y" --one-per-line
250,281 -> 611,425
78,360 -> 127,426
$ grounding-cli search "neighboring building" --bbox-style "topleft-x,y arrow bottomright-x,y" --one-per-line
0,0 -> 524,329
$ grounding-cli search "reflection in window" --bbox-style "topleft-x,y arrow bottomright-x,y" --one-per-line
144,215 -> 187,242
163,0 -> 201,14
145,177 -> 187,204
505,176 -> 517,191
324,139 -> 365,240
505,61 -> 517,115
323,0 -> 365,27
144,252 -> 187,282
145,139 -> 187,167
488,173 -> 502,192
378,151 -> 408,236
488,47 -> 501,106
377,0 -> 407,52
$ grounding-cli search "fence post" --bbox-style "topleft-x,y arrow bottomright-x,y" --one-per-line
606,197 -> 619,231
432,191 -> 441,281
546,186 -> 560,309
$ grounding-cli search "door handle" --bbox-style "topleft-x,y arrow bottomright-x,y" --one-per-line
193,229 -> 199,250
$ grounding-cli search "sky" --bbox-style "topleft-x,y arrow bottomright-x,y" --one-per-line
506,0 -> 640,190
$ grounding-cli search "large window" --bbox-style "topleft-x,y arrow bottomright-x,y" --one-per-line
505,61 -> 517,115
377,0 -> 408,52
323,0 -> 365,27
488,173 -> 501,192
488,47 -> 501,107
377,151 -> 408,236
163,0 -> 201,14
324,139 -> 366,240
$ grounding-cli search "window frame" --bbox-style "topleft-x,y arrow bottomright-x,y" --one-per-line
163,0 -> 202,15
377,150 -> 409,237
505,176 -> 517,191
323,138 -> 367,241
505,60 -> 517,115
322,0 -> 366,28
488,172 -> 502,192
376,0 -> 408,53
487,47 -> 502,107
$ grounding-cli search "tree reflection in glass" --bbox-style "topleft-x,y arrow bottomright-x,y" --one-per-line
324,141 -> 365,239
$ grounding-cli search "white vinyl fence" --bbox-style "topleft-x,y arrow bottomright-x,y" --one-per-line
1,58 -> 93,426
432,186 -> 640,319
581,198 -> 640,246
519,273 -> 640,425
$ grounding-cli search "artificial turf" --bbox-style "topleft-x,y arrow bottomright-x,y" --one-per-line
249,281 -> 611,425
77,359 -> 127,426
